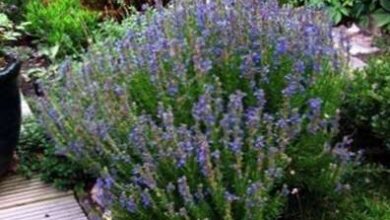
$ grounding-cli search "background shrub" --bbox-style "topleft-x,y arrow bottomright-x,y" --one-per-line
280,0 -> 390,31
91,7 -> 155,47
342,56 -> 390,161
34,0 -> 352,219
25,0 -> 99,56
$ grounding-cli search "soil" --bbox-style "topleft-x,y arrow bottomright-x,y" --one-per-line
0,56 -> 7,69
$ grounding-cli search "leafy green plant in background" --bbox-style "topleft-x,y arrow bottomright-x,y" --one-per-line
91,6 -> 153,46
279,0 -> 355,23
17,117 -> 94,190
369,0 -> 390,31
0,13 -> 28,48
280,0 -> 390,31
25,0 -> 99,57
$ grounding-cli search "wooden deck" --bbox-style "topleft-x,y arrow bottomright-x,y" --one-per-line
0,175 -> 88,220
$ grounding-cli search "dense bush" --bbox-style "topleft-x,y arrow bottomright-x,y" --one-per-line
25,0 -> 99,56
341,164 -> 390,220
343,57 -> 390,149
35,0 -> 353,219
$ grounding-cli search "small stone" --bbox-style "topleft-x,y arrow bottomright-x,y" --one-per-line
349,57 -> 367,70
349,44 -> 380,56
350,35 -> 373,48
91,182 -> 105,208
346,24 -> 360,36
21,94 -> 33,117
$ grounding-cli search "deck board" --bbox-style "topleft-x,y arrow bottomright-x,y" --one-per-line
0,175 -> 88,220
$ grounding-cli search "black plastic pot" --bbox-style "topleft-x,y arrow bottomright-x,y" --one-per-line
0,54 -> 21,176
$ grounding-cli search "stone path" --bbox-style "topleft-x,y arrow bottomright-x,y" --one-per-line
0,175 -> 88,220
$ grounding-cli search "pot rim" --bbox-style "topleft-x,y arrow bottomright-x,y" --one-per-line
0,53 -> 17,73
0,53 -> 21,83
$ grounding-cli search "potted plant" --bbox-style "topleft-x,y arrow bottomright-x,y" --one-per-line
0,51 -> 21,177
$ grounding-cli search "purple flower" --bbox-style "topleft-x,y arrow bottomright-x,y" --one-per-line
95,177 -> 114,207
307,98 -> 323,133
197,137 -> 211,176
276,38 -> 288,54
69,141 -> 84,156
294,60 -> 305,73
47,108 -> 60,123
197,59 -> 213,74
254,88 -> 266,107
178,176 -> 193,204
113,84 -> 124,96
167,83 -> 179,96
333,136 -> 354,162
228,91 -> 246,113
120,193 -> 137,213
246,107 -> 260,128
192,94 -> 215,126
224,191 -> 240,202
230,137 -> 243,153
87,121 -> 110,140
247,182 -> 262,195
308,98 -> 322,113
251,52 -> 261,64
282,74 -> 305,97
141,190 -> 153,207
254,136 -> 265,149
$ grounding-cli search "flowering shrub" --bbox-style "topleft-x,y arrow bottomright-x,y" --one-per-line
35,0 -> 352,218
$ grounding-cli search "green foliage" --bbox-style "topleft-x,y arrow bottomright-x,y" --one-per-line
17,116 -> 94,190
283,162 -> 390,220
281,0 -> 390,30
341,164 -> 390,220
91,7 -> 154,47
282,72 -> 352,219
343,56 -> 390,148
279,0 -> 354,23
25,0 -> 99,56
374,34 -> 390,55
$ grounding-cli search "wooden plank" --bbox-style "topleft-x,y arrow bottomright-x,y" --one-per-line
0,195 -> 80,219
0,181 -> 49,197
0,187 -> 72,210
0,175 -> 88,220
0,176 -> 41,189
0,202 -> 79,219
